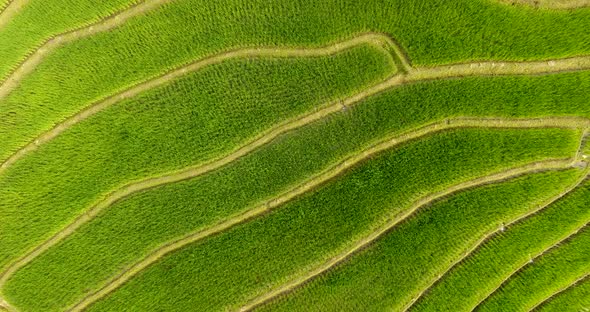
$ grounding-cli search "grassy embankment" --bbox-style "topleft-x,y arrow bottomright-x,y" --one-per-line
411,181 -> 590,311
3,0 -> 590,173
5,43 -> 590,286
3,127 -> 577,311
71,129 -> 579,312
2,67 -> 589,312
258,169 -> 580,312
477,226 -> 590,311
0,44 -> 394,269
538,277 -> 590,312
0,0 -> 142,79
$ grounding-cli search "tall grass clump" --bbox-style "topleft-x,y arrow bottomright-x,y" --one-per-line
412,181 -> 590,312
0,44 -> 393,270
4,128 -> 575,312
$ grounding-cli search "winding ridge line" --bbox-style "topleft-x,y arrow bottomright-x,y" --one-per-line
402,130 -> 590,312
493,0 -> 590,9
471,218 -> 590,310
64,117 -> 586,311
236,160 -> 577,312
0,32 -> 402,175
1,32 -> 590,311
530,273 -> 590,311
0,0 -> 27,30
3,31 -> 590,174
0,0 -> 169,98
0,296 -> 15,312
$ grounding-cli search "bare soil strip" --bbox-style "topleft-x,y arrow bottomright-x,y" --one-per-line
3,33 -> 590,175
0,0 -> 28,30
402,131 -> 590,311
471,221 -> 590,311
1,33 -> 589,312
493,0 -> 590,9
0,296 -> 15,312
61,117 -> 586,311
529,273 -> 590,311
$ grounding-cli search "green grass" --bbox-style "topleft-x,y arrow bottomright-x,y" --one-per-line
0,0 -> 141,79
539,278 -> 590,312
0,66 -> 584,275
3,0 -> 590,170
5,124 -> 575,309
3,128 -> 576,312
0,44 -> 394,270
0,41 -> 394,162
6,61 -> 586,273
365,71 -> 590,128
478,227 -> 590,311
80,129 -> 579,312
2,1 -> 590,311
411,181 -> 590,312
261,169 -> 580,312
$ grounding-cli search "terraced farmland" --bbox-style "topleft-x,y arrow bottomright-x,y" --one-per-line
1,0 -> 590,311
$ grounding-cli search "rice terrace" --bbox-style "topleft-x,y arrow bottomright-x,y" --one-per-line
2,0 -> 590,311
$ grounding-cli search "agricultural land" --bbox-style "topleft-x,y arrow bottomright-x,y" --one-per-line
1,0 -> 590,311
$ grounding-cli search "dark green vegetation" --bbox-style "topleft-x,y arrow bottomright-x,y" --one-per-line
0,0 -> 139,79
0,44 -> 393,269
3,67 -> 589,274
412,181 -> 590,311
478,227 -> 590,311
3,0 -> 590,170
3,128 -> 578,311
78,131 -> 576,312
2,0 -> 590,311
539,278 -> 590,312
262,169 -> 579,312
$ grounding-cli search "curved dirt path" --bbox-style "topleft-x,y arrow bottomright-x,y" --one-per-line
0,32 -> 401,175
0,296 -> 15,312
62,117 -> 587,311
3,34 -> 590,175
0,0 -> 28,30
529,273 -> 590,311
492,0 -> 590,9
403,176 -> 589,311
471,221 -> 590,311
236,159 -> 577,312
402,131 -> 590,311
0,0 -> 169,97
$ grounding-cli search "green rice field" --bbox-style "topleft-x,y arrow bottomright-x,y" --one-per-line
1,0 -> 589,311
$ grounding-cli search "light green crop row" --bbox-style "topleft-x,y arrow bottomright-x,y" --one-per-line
0,44 -> 393,269
478,227 -> 590,311
71,129 -> 578,312
0,67 -> 585,278
412,180 -> 590,311
3,0 -> 590,173
262,169 -> 580,312
0,0 -> 140,80
539,277 -> 590,312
